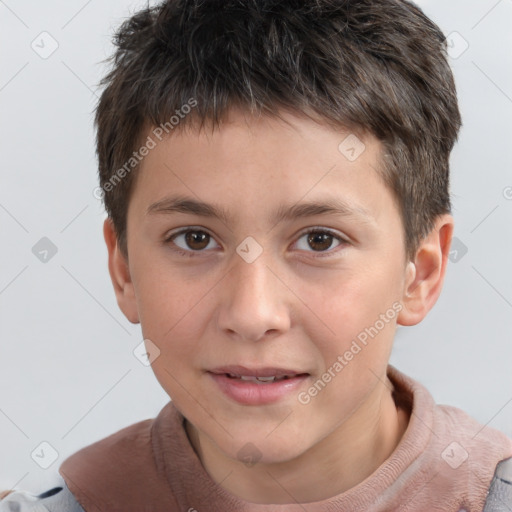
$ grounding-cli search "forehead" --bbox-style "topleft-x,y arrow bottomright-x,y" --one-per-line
130,109 -> 398,228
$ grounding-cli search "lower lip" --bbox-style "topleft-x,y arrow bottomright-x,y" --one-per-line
208,373 -> 309,405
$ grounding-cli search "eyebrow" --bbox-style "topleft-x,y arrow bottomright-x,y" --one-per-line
146,194 -> 374,225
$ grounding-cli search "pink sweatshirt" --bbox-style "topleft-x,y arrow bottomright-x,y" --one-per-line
59,365 -> 512,511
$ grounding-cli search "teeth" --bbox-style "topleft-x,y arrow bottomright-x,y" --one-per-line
240,375 -> 276,382
229,375 -> 295,382
224,373 -> 298,382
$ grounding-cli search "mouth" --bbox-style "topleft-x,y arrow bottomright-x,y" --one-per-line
219,372 -> 309,384
207,366 -> 310,404
210,365 -> 309,380
225,374 -> 299,383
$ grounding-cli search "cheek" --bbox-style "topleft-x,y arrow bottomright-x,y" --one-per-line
132,264 -> 206,362
302,266 -> 401,355
133,254 -> 199,330
139,285 -> 208,405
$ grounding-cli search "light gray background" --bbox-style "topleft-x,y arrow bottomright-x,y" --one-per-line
1,0 -> 511,494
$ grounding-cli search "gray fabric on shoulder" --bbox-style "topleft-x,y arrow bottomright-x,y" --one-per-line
0,476 -> 84,512
483,456 -> 512,512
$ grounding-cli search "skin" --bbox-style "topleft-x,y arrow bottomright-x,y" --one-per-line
103,108 -> 453,504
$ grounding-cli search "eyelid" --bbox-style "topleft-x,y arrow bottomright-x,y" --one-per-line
295,226 -> 349,243
164,226 -> 215,241
292,226 -> 349,257
164,226 -> 221,255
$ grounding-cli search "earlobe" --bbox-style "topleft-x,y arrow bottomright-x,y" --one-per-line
397,214 -> 454,326
103,218 -> 140,324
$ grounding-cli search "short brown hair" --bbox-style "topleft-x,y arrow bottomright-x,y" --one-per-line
96,0 -> 461,260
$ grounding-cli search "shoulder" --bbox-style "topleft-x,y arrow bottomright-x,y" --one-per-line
58,403 -> 181,511
483,456 -> 512,512
1,416 -> 165,512
433,403 -> 512,509
434,403 -> 512,462
389,367 -> 512,510
0,476 -> 84,512
58,417 -> 158,502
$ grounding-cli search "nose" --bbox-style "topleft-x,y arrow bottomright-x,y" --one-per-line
216,252 -> 291,342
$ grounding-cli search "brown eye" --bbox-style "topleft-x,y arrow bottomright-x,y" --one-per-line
307,232 -> 334,251
185,231 -> 210,251
168,229 -> 217,253
183,230 -> 210,250
294,229 -> 344,255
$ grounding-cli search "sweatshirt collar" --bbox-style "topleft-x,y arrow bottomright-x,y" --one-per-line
151,364 -> 434,511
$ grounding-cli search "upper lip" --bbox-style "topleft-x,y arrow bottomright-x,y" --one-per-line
209,365 -> 309,378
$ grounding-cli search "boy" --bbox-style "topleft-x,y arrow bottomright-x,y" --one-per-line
2,0 -> 512,510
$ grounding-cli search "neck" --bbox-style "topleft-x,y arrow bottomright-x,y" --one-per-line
185,375 -> 409,504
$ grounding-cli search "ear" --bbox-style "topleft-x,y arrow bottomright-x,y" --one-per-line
103,218 -> 140,324
397,214 -> 454,326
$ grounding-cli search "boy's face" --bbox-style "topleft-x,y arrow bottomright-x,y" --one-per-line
117,109 -> 416,464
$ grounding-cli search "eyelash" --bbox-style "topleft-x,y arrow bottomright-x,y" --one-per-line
163,226 -> 349,259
